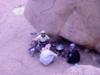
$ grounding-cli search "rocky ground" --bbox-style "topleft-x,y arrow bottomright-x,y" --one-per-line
0,0 -> 100,75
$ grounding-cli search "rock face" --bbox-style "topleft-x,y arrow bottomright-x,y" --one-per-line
25,0 -> 100,52
65,65 -> 100,75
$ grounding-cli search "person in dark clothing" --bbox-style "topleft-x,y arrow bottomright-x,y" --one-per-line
67,43 -> 80,64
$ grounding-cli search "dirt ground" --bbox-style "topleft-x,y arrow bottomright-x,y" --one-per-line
0,0 -> 100,75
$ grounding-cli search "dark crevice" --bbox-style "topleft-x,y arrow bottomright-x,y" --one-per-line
48,34 -> 100,54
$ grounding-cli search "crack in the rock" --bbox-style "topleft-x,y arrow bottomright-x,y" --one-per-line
40,0 -> 56,14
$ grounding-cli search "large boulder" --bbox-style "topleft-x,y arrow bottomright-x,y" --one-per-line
24,0 -> 100,52
65,65 -> 100,75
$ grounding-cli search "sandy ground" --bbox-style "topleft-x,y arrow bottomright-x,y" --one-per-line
0,0 -> 100,75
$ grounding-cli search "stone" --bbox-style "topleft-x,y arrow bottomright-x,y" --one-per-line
25,0 -> 100,52
65,65 -> 100,75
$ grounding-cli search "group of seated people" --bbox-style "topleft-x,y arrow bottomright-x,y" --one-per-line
29,30 -> 80,66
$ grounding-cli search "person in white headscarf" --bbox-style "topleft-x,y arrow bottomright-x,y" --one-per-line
39,44 -> 57,66
34,30 -> 50,46
29,30 -> 50,54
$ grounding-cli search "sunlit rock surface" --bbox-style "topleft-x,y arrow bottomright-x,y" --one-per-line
25,0 -> 100,52
66,65 -> 100,75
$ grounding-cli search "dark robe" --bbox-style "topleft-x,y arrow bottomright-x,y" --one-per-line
67,49 -> 80,64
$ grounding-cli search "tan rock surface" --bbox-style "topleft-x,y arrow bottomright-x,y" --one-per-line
25,0 -> 100,51
65,65 -> 100,75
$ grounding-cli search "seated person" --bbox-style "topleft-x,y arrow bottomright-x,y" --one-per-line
39,44 -> 57,66
30,30 -> 50,51
67,43 -> 80,64
33,30 -> 50,47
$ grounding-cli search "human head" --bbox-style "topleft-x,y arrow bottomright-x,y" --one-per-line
40,30 -> 46,37
41,44 -> 51,52
69,43 -> 76,51
70,43 -> 75,47
45,44 -> 51,50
